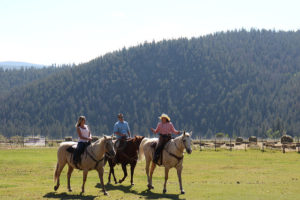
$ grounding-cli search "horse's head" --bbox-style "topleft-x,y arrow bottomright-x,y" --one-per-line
182,131 -> 192,154
103,135 -> 116,159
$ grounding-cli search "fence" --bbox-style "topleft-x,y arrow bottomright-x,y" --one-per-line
1,136 -> 300,153
192,137 -> 300,153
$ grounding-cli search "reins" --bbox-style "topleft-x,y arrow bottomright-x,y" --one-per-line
165,138 -> 184,162
86,147 -> 105,169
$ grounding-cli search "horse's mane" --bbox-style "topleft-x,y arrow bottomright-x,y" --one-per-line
127,135 -> 144,143
91,136 -> 108,146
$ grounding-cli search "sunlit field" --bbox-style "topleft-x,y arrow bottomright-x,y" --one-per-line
0,147 -> 300,200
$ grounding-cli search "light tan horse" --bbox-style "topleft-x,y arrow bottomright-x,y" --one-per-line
139,131 -> 192,194
54,136 -> 115,195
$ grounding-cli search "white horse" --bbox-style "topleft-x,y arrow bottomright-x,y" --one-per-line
54,136 -> 115,195
139,131 -> 192,194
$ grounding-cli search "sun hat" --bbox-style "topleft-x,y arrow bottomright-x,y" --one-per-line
159,113 -> 170,122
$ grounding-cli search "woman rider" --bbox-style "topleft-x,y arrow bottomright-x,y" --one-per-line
73,116 -> 92,165
150,113 -> 180,164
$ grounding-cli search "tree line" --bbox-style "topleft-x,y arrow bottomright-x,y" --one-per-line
1,29 -> 300,139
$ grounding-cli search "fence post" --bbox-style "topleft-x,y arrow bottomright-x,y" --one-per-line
282,143 -> 286,154
229,137 -> 232,151
298,137 -> 300,153
215,137 -> 217,151
199,136 -> 202,151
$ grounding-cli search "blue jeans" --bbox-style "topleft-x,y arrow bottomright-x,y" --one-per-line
73,142 -> 90,163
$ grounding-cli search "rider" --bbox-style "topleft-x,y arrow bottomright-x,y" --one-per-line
73,116 -> 92,165
113,113 -> 131,161
151,113 -> 180,164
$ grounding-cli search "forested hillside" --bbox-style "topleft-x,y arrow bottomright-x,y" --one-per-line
1,29 -> 300,139
0,67 -> 67,96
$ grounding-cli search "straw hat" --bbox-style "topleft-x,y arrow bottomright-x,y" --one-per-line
159,113 -> 170,122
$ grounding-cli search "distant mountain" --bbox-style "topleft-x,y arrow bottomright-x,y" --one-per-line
1,30 -> 300,139
0,61 -> 46,69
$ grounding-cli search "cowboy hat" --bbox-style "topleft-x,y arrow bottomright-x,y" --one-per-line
159,113 -> 170,121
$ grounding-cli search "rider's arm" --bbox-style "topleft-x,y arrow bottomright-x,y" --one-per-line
127,123 -> 131,138
151,123 -> 161,134
169,122 -> 180,134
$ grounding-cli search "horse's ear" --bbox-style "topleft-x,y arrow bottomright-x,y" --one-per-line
104,135 -> 107,139
183,131 -> 186,136
190,131 -> 192,136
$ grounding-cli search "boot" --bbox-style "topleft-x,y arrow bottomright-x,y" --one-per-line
153,152 -> 159,164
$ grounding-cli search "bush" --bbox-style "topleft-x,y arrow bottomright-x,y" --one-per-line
249,136 -> 257,143
236,137 -> 243,143
281,135 -> 293,143
64,136 -> 73,141
215,132 -> 225,139
10,136 -> 24,144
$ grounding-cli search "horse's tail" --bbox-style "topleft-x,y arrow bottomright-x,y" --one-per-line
54,163 -> 59,182
138,138 -> 147,161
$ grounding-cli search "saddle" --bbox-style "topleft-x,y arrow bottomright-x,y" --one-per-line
151,141 -> 164,166
66,144 -> 77,153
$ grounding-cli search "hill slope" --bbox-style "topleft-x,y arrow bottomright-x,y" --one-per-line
1,29 -> 300,138
0,67 -> 68,96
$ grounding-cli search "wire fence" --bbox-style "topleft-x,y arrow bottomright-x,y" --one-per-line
1,135 -> 300,154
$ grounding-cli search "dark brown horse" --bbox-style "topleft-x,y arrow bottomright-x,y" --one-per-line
105,135 -> 144,185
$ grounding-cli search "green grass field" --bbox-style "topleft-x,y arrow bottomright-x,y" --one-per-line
0,147 -> 300,200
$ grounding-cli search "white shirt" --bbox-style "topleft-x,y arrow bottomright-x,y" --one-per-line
78,125 -> 90,142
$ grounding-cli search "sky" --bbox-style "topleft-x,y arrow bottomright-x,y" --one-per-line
0,0 -> 299,65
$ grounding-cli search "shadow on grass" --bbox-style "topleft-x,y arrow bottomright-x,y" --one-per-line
96,183 -> 185,200
43,192 -> 97,200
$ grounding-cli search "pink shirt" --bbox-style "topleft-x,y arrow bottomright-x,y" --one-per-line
153,122 -> 179,135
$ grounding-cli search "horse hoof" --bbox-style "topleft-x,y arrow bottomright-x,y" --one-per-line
54,185 -> 59,191
147,184 -> 154,190
163,189 -> 167,194
131,183 -> 134,186
104,191 -> 108,195
181,190 -> 185,194
68,188 -> 72,192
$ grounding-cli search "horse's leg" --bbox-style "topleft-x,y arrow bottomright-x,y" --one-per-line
111,163 -> 118,184
107,160 -> 112,184
176,165 -> 185,194
119,164 -> 127,183
130,162 -> 137,186
148,162 -> 156,190
67,165 -> 74,192
163,167 -> 170,194
145,158 -> 151,189
54,161 -> 66,191
98,166 -> 108,195
81,169 -> 88,193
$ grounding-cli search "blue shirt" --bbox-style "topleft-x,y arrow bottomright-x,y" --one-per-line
113,121 -> 130,139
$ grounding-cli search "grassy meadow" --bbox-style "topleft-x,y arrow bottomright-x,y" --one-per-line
0,147 -> 300,200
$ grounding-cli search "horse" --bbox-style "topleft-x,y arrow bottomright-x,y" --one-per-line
54,135 -> 115,195
105,135 -> 145,185
139,131 -> 192,194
